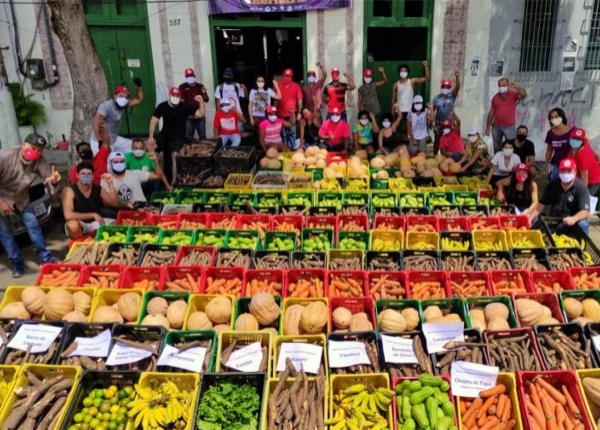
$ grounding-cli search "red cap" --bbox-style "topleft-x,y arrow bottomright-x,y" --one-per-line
441,80 -> 452,88
571,128 -> 586,139
267,106 -> 277,114
184,68 -> 196,77
331,107 -> 341,115
442,119 -> 452,128
283,69 -> 293,77
363,68 -> 373,77
559,158 -> 576,171
307,70 -> 316,77
114,85 -> 130,96
514,163 -> 528,172
169,87 -> 181,97
331,67 -> 340,74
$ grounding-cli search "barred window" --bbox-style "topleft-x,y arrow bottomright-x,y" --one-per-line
519,0 -> 558,72
585,0 -> 600,70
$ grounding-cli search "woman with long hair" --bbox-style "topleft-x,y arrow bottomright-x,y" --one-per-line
496,163 -> 539,215
544,107 -> 572,181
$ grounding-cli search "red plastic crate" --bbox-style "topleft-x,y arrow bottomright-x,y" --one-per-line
367,271 -> 409,300
406,215 -> 439,232
438,216 -> 470,232
148,214 -> 178,229
203,266 -> 244,297
483,328 -> 545,371
518,370 -> 594,430
206,212 -> 238,230
285,268 -> 327,298
115,210 -> 148,226
329,297 -> 376,331
162,266 -> 203,293
328,270 -> 368,298
78,265 -> 122,288
569,266 -> 600,290
119,266 -> 163,290
36,263 -> 83,286
243,269 -> 285,296
498,215 -> 530,231
174,245 -> 216,267
176,213 -> 207,230
478,189 -> 502,203
306,215 -> 338,236
468,216 -> 500,230
237,214 -> 272,241
272,215 -> 303,232
448,271 -> 492,298
372,215 -> 405,232
489,269 -> 535,296
406,270 -> 450,300
326,152 -> 348,166
530,270 -> 576,293
338,214 -> 369,232
512,292 -> 565,325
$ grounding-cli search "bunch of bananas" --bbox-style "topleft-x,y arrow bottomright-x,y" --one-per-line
346,179 -> 368,191
389,179 -> 412,193
552,233 -> 580,248
316,178 -> 342,191
440,238 -> 469,251
128,380 -> 193,429
476,241 -> 503,251
409,241 -> 437,250
327,383 -> 393,430
584,250 -> 595,265
511,238 -> 536,248
372,238 -> 401,251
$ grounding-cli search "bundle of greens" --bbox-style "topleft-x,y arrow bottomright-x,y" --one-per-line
197,380 -> 261,430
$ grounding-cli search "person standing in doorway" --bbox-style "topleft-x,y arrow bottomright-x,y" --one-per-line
432,72 -> 461,155
248,76 -> 281,133
214,67 -> 247,130
302,62 -> 327,114
391,62 -> 429,136
358,66 -> 388,118
179,68 -> 209,140
485,77 -> 528,153
276,69 -> 303,150
545,107 -> 573,181
406,96 -> 430,155
323,68 -> 356,121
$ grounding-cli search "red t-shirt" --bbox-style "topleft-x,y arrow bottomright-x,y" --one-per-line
178,82 -> 208,110
323,82 -> 348,113
69,145 -> 108,185
276,81 -> 302,117
213,110 -> 241,136
491,90 -> 519,127
319,119 -> 350,149
573,143 -> 600,185
439,130 -> 464,154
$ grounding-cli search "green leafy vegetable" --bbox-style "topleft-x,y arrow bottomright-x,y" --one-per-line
197,380 -> 261,430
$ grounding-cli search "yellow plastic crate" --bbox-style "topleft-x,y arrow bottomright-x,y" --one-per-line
577,369 -> 600,430
288,172 -> 314,190
388,178 -> 414,193
418,186 -> 443,193
137,372 -> 199,430
272,334 -> 328,378
508,230 -> 545,249
0,364 -> 81,429
65,241 -> 106,263
443,184 -> 469,191
224,173 -> 253,190
89,288 -> 144,323
184,294 -> 234,330
405,231 -> 439,250
473,230 -> 508,251
371,230 -> 403,251
457,372 -> 523,430
282,297 -> 331,334
216,330 -> 273,375
0,365 -> 20,420
435,176 -> 459,186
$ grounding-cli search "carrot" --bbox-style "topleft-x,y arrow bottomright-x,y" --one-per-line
526,398 -> 547,430
477,396 -> 497,419
478,416 -> 499,430
530,383 -> 543,413
561,385 -> 582,420
479,384 -> 506,398
495,394 -> 507,419
535,377 -> 566,406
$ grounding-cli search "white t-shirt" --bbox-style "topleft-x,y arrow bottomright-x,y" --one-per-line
101,170 -> 150,204
408,109 -> 429,140
249,88 -> 276,117
491,152 -> 521,176
214,82 -> 245,114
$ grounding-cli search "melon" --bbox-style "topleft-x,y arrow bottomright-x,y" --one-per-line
411,155 -> 426,165
370,157 -> 386,169
266,147 -> 279,159
291,152 -> 305,164
449,162 -> 462,173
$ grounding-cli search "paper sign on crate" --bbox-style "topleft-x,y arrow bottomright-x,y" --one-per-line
327,340 -> 371,368
7,324 -> 62,354
422,322 -> 465,354
157,344 -> 207,372
68,329 -> 112,358
450,361 -> 499,397
380,334 -> 419,364
276,342 -> 323,374
225,342 -> 263,372
106,341 -> 153,366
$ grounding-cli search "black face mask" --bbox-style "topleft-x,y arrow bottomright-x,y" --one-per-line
516,134 -> 527,142
224,76 -> 233,83
79,150 -> 93,160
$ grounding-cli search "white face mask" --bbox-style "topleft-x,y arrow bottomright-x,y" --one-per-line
503,148 -> 513,157
443,128 -> 451,135
307,76 -> 317,83
268,115 -> 278,122
186,77 -> 196,85
468,135 -> 478,143
364,77 -> 372,84
359,118 -> 369,126
331,115 -> 341,123
382,121 -> 391,128
414,103 -> 423,111
221,106 -> 231,113
559,172 -> 575,183
400,71 -> 408,78
257,81 -> 265,89
116,97 -> 129,107
551,117 -> 563,127
133,149 -> 145,158
498,86 -> 508,94
441,88 -> 451,96
170,97 -> 180,106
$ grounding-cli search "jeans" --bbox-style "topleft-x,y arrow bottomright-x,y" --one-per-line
0,203 -> 52,264
549,164 -> 559,181
221,134 -> 242,147
281,116 -> 298,150
492,124 -> 517,153
185,117 -> 206,140
143,179 -> 161,200
579,219 -> 590,235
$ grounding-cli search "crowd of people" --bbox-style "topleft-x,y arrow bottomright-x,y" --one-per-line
1,63 -> 599,277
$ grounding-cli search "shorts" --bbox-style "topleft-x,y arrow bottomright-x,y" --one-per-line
409,138 -> 427,154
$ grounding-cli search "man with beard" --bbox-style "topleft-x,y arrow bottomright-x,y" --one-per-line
179,68 -> 209,140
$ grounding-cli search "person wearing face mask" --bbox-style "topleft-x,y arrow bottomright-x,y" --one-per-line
0,134 -> 60,277
248,76 -> 281,131
125,139 -> 171,198
62,161 -> 118,240
276,69 -> 303,149
302,62 -> 327,114
407,96 -> 430,155
323,68 -> 356,121
432,72 -> 461,154
529,158 -> 591,234
91,81 -> 144,155
545,107 -> 573,181
391,62 -> 429,124
486,140 -> 522,186
214,67 -> 246,123
214,100 -> 245,147
568,128 -> 600,196
513,125 -> 536,172
358,66 -> 388,118
259,107 -> 296,152
179,68 -> 209,140
353,110 -> 380,154
69,141 -> 108,186
459,126 -> 490,173
437,112 -> 465,162
377,112 -> 403,154
318,107 -> 350,153
496,163 -> 538,216
485,77 -> 528,154
299,106 -> 322,148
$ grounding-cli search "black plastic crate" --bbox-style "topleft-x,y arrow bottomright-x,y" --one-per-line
193,203 -> 223,213
431,205 -> 461,218
0,320 -> 66,365
279,204 -> 308,216
132,201 -> 163,215
440,250 -> 478,271
101,243 -> 142,266
475,250 -> 515,271
107,325 -> 166,371
366,251 -> 402,271
488,205 -> 516,216
327,331 -> 380,374
291,251 -> 327,269
512,248 -> 551,271
57,322 -> 114,365
431,328 -> 487,376
400,206 -> 429,215
252,250 -> 291,269
215,248 -> 254,268
531,218 -> 555,248
547,247 -> 588,270
378,330 -> 432,378
158,330 -> 218,373
542,218 -> 600,266
460,205 -> 489,217
402,250 -> 440,270
137,243 -> 179,267
535,322 -> 597,370
372,206 -> 401,217
309,206 -> 338,216
213,146 -> 256,176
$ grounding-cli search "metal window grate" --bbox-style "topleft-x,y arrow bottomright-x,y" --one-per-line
585,0 -> 600,70
519,0 -> 558,72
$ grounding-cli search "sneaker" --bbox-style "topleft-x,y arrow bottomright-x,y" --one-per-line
41,257 -> 60,264
11,263 -> 24,278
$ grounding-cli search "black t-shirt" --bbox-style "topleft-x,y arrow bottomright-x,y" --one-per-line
540,178 -> 590,218
513,139 -> 536,163
153,102 -> 195,140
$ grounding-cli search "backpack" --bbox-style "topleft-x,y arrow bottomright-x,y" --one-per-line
217,83 -> 241,100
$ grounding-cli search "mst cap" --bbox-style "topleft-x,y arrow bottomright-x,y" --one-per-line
441,80 -> 452,88
331,107 -> 341,115
514,163 -> 529,172
442,119 -> 453,128
571,128 -> 586,139
363,68 -> 373,77
283,69 -> 293,77
413,95 -> 423,103
559,158 -> 576,171
169,87 -> 181,97
24,133 -> 47,148
114,85 -> 131,96
267,106 -> 277,114
331,67 -> 340,74
184,68 -> 196,77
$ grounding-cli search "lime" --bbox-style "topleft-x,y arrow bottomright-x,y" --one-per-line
123,386 -> 133,395
109,385 -> 118,392
80,424 -> 90,430
100,403 -> 111,414
89,418 -> 101,429
110,405 -> 120,414
104,389 -> 115,400
83,397 -> 94,407
95,389 -> 105,398
109,396 -> 119,406
69,425 -> 79,430
109,422 -> 117,430
83,414 -> 92,423
88,406 -> 99,417
117,390 -> 127,400
93,397 -> 103,408
74,413 -> 84,423
115,415 -> 126,425
118,407 -> 127,416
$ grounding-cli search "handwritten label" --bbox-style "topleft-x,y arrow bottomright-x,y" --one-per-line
451,361 -> 499,397
68,329 -> 112,358
157,344 -> 207,372
106,342 -> 153,366
276,343 -> 323,374
225,342 -> 263,373
328,340 -> 371,368
422,322 -> 465,353
380,335 -> 418,364
592,335 -> 600,353
8,324 -> 62,354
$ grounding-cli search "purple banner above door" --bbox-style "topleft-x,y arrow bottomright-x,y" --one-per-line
207,0 -> 351,15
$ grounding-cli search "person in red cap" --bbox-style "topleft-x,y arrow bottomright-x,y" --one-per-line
392,61 -> 429,138
214,67 -> 246,132
529,157 -> 591,234
148,87 -> 200,184
318,107 -> 350,153
179,68 -> 209,140
432,71 -> 460,154
358,66 -> 387,117
323,67 -> 355,121
258,107 -> 296,152
248,75 -> 281,132
301,61 -> 327,114
485,77 -> 528,153
437,111 -> 465,162
568,127 -> 600,196
496,163 -> 539,216
276,68 -> 303,149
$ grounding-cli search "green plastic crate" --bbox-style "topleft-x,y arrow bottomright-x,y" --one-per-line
228,191 -> 256,206
138,290 -> 190,323
256,192 -> 283,208
454,191 -> 479,206
126,226 -> 160,244
160,330 -> 218,373
264,231 -> 297,251
286,191 -> 314,207
398,191 -> 427,208
176,190 -> 204,205
301,228 -> 334,252
150,191 -> 178,204
375,299 -> 422,331
420,297 -> 470,326
158,229 -> 195,246
428,191 -> 455,208
95,225 -> 129,243
194,229 -> 226,248
306,167 -> 323,181
338,231 -> 370,251
370,191 -> 397,209
342,192 -> 370,206
317,191 -> 343,211
203,191 -> 231,205
234,295 -> 283,334
465,296 -> 519,328
225,229 -> 262,250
